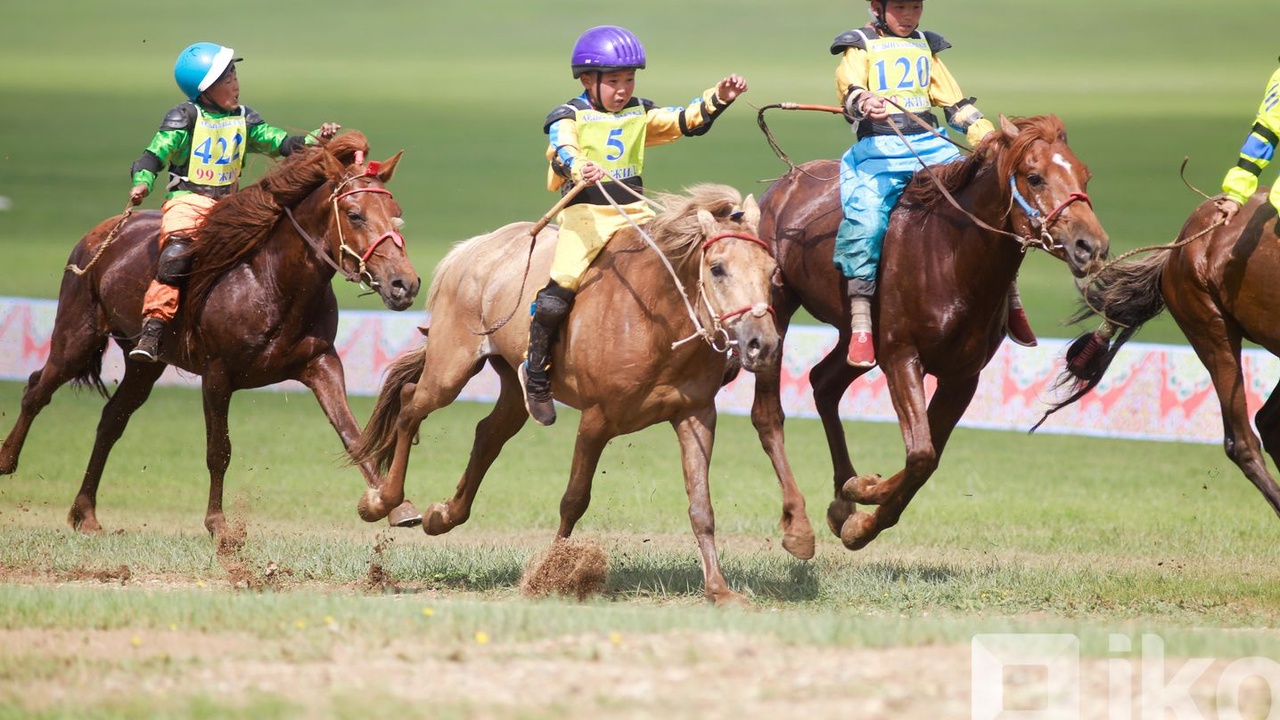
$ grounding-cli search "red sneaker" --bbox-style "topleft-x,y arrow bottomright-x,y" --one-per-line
846,330 -> 876,368
1006,306 -> 1038,347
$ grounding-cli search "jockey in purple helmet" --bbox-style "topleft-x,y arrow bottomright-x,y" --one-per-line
517,26 -> 749,426
832,1 -> 1036,368
125,42 -> 341,363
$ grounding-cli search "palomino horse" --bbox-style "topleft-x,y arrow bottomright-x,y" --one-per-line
751,115 -> 1109,552
1042,190 -> 1280,518
351,185 -> 779,604
0,131 -> 421,534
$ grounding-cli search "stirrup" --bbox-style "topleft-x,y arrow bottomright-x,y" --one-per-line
518,362 -> 557,426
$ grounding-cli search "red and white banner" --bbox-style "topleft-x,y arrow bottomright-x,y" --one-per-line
1,296 -> 1271,444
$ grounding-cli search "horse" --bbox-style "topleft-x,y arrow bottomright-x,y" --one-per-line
350,184 -> 779,604
1041,190 -> 1280,518
0,131 -> 422,535
749,115 -> 1110,553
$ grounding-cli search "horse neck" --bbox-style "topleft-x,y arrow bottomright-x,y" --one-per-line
948,162 -> 1026,278
275,181 -> 341,288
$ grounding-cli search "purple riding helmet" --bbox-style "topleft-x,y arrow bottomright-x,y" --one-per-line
570,26 -> 646,78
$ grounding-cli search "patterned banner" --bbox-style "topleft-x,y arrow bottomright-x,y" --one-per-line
1,296 -> 1272,444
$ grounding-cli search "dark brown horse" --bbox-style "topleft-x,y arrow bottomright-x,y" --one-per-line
751,115 -> 1109,553
351,185 -> 779,604
1042,190 -> 1280,517
0,131 -> 421,534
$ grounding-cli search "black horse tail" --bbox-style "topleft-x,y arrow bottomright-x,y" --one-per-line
1032,250 -> 1169,432
69,341 -> 110,399
349,343 -> 427,473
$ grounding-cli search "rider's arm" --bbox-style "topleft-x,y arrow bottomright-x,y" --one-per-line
644,87 -> 734,145
1222,67 -> 1280,205
545,107 -> 583,192
929,56 -> 995,145
130,104 -> 195,192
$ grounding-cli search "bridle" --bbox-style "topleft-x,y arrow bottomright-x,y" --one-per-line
679,231 -> 776,354
284,153 -> 407,289
1008,176 -> 1093,254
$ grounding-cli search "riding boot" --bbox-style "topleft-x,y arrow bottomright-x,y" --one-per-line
130,318 -> 166,363
1005,281 -> 1038,347
520,282 -> 576,426
847,294 -> 876,368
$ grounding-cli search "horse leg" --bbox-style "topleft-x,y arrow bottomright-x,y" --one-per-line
1,319 -> 108,475
298,351 -> 421,527
807,345 -> 868,539
1249,386 -> 1280,515
421,361 -> 530,535
671,406 -> 744,605
67,360 -> 167,532
553,408 -> 610,541
199,371 -> 236,536
840,373 -> 979,550
749,347 -> 815,560
1187,323 -> 1280,517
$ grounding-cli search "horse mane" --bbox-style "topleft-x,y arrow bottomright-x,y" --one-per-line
645,183 -> 745,265
183,131 -> 371,313
899,115 -> 1068,212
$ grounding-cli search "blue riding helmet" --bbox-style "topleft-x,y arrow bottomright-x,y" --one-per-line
570,26 -> 646,79
173,42 -> 241,100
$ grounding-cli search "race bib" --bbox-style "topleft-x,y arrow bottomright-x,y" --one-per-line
187,107 -> 246,187
575,104 -> 647,181
864,35 -> 934,113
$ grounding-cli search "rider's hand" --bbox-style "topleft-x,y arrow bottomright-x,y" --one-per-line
861,95 -> 890,121
716,74 -> 748,104
1215,197 -> 1241,225
317,123 -> 341,140
574,160 -> 605,185
129,184 -> 149,206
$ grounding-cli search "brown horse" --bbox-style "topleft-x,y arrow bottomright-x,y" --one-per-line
0,131 -> 421,534
351,185 -> 779,604
750,115 -> 1110,553
1042,190 -> 1280,517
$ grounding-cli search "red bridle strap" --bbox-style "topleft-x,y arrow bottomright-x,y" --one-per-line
702,232 -> 772,254
1042,192 -> 1092,228
332,186 -> 406,261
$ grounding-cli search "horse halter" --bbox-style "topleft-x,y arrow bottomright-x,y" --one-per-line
1008,175 -> 1092,254
686,231 -> 776,355
285,154 -> 408,289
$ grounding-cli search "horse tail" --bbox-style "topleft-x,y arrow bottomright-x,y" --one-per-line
349,343 -> 427,472
69,342 -> 110,399
1032,250 -> 1169,431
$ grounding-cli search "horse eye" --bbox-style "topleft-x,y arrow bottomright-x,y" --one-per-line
729,210 -> 745,222
347,211 -> 365,224
1027,174 -> 1045,189
710,263 -> 726,278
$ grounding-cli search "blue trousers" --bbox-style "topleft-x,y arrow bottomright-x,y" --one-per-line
835,131 -> 962,294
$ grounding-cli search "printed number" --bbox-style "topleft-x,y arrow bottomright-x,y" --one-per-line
872,57 -> 931,92
193,133 -> 244,166
605,128 -> 626,162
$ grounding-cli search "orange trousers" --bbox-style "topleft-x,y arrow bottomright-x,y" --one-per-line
141,195 -> 215,321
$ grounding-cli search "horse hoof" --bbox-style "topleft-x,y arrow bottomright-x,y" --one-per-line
841,473 -> 883,504
357,489 -> 389,523
826,498 -> 854,538
782,531 -> 816,560
840,511 -> 878,551
388,501 -> 423,528
423,503 -> 452,536
709,589 -> 749,607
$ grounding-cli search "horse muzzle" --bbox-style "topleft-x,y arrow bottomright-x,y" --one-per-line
376,271 -> 421,311
731,309 -> 781,373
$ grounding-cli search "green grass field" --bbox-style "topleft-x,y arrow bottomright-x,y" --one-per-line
4,2 -> 1280,717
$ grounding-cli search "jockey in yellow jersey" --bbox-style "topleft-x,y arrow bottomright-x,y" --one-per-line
1215,60 -> 1280,224
126,42 -> 339,362
833,0 -> 1037,368
519,25 -> 748,426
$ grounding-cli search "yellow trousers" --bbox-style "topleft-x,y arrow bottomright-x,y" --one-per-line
550,200 -> 655,291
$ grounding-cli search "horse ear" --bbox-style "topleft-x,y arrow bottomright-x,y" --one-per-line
1000,115 -> 1020,140
377,150 -> 404,183
697,208 -> 718,237
742,194 -> 760,228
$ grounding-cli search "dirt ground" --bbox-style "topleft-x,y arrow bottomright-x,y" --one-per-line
2,620 -> 1275,719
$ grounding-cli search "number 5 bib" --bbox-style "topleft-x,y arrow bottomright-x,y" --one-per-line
575,104 -> 647,181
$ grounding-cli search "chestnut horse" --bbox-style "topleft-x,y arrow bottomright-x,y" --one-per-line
351,185 -> 779,604
1042,190 -> 1280,518
751,115 -> 1109,553
0,131 -> 421,534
